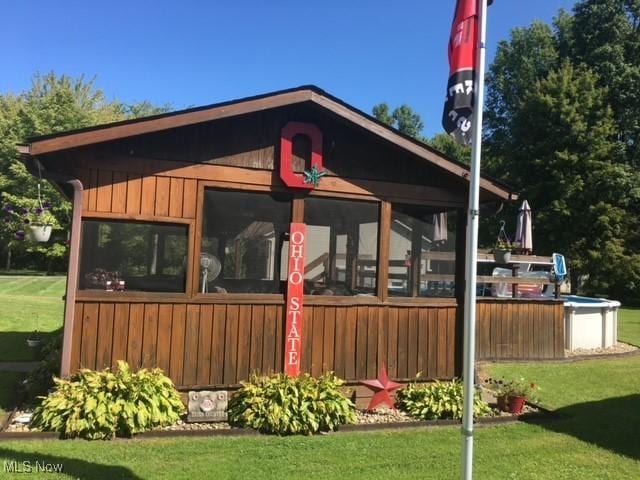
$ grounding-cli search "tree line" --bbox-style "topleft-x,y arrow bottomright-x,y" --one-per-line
2,0 -> 638,303
373,0 -> 640,303
0,73 -> 171,273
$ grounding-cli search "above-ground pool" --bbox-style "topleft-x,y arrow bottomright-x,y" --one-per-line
563,295 -> 621,350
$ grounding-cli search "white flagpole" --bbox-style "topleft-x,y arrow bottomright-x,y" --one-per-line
461,0 -> 488,479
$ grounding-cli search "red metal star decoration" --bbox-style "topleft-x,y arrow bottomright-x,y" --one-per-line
359,364 -> 402,411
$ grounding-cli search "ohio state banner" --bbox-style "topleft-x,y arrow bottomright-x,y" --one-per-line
442,0 -> 481,145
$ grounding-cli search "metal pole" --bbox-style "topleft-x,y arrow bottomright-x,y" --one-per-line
461,1 -> 488,479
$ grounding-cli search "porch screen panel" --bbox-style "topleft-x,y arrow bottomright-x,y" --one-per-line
303,197 -> 379,296
388,205 -> 457,298
79,220 -> 188,292
200,189 -> 291,294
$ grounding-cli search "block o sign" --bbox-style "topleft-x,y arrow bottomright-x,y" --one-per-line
279,122 -> 323,189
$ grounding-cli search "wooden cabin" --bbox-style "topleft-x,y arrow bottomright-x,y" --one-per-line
18,86 -> 564,396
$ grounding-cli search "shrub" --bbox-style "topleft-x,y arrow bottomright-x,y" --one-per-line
21,334 -> 62,402
31,361 -> 185,439
396,379 -> 493,420
227,372 -> 356,435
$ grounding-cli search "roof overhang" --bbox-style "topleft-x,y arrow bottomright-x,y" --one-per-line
18,85 -> 517,202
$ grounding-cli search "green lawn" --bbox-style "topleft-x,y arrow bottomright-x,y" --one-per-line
619,308 -> 640,346
0,276 -> 65,361
0,356 -> 638,479
0,279 -> 639,478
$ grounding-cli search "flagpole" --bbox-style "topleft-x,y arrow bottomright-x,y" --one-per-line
461,0 -> 488,479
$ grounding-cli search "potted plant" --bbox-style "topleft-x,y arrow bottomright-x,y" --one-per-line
484,377 -> 539,414
493,238 -> 512,264
25,208 -> 55,242
2,200 -> 56,243
27,330 -> 44,348
492,220 -> 513,263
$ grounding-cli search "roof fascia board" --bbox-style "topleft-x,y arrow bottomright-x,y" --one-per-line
309,92 -> 513,201
28,90 -> 313,156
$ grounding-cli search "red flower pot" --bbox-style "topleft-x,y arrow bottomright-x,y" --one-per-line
508,395 -> 527,414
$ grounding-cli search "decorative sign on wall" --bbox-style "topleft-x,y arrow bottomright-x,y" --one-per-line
279,122 -> 324,189
284,223 -> 306,376
187,390 -> 228,422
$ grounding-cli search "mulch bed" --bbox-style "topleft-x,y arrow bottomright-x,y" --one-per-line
0,402 -> 560,441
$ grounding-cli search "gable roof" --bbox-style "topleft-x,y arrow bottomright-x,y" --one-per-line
18,85 -> 516,201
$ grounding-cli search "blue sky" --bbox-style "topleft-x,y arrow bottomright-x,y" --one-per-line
3,0 -> 576,137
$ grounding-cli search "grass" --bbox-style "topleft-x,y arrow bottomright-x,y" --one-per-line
618,308 -> 640,346
0,358 -> 638,479
0,278 -> 639,478
0,276 -> 65,362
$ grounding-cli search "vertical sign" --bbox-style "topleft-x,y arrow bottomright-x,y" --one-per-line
284,223 -> 306,376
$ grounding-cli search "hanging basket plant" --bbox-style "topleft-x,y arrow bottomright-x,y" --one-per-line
26,224 -> 53,242
493,220 -> 513,264
2,198 -> 56,243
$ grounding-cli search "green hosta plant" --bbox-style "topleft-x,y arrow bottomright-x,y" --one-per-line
396,379 -> 493,420
31,361 -> 185,439
227,372 -> 356,435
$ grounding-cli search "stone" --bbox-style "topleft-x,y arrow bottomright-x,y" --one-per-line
187,390 -> 228,423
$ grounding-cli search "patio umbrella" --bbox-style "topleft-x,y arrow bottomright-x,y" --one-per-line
515,200 -> 533,252
432,212 -> 448,243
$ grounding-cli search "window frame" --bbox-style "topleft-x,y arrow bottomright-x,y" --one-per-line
386,204 -> 461,300
75,212 -> 194,299
196,185 -> 294,296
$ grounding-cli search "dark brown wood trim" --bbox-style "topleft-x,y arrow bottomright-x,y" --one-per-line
27,87 -> 514,201
292,196 -> 305,224
377,201 -> 391,302
191,293 -> 286,304
386,297 -> 458,307
28,90 -> 314,155
81,211 -> 193,225
75,291 -> 191,303
310,91 -> 514,201
83,158 -> 466,206
191,181 -> 206,296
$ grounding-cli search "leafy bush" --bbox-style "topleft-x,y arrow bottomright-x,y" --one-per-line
31,361 -> 185,439
396,379 -> 493,420
227,372 -> 356,435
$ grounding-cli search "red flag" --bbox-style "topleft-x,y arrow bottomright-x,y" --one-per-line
442,0 -> 482,145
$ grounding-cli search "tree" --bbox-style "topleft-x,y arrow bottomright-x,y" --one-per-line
484,20 -> 560,168
483,1 -> 640,301
427,133 -> 471,164
569,0 -> 640,166
493,61 -> 640,299
372,102 -> 425,141
0,72 -> 171,272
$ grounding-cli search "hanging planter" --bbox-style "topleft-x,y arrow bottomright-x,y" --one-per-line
493,220 -> 513,264
26,224 -> 53,242
1,177 -> 56,243
493,248 -> 511,264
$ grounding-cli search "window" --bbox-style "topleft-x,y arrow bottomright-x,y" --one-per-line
304,197 -> 379,295
388,206 -> 457,297
79,220 -> 188,293
200,189 -> 291,293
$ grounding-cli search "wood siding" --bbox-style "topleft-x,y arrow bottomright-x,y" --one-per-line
475,300 -> 565,360
71,301 -> 458,388
77,167 -> 197,219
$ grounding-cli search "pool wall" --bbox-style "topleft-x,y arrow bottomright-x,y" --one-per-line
564,296 -> 620,350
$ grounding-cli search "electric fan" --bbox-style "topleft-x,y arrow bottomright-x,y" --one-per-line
200,253 -> 222,293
